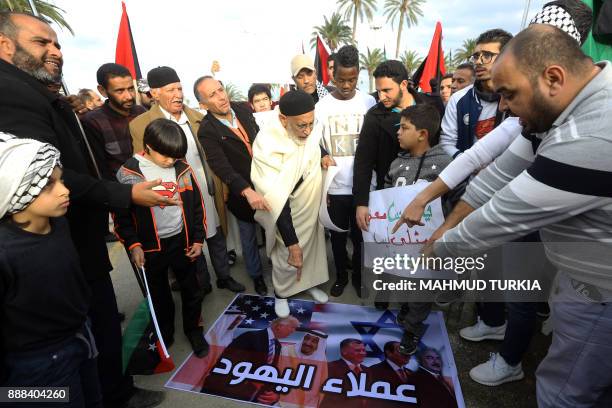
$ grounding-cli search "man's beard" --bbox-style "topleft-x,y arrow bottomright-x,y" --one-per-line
13,43 -> 62,85
392,88 -> 403,108
525,88 -> 558,133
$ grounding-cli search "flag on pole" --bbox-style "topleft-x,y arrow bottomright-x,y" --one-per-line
122,267 -> 174,375
314,36 -> 330,86
115,1 -> 142,80
412,22 -> 446,93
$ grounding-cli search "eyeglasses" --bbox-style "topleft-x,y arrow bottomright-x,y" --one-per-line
469,51 -> 499,64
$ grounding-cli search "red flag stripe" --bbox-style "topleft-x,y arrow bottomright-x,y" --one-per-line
115,2 -> 142,79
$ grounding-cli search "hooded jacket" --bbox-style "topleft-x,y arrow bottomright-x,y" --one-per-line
384,144 -> 452,188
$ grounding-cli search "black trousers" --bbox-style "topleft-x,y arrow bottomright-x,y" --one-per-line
328,194 -> 362,282
88,274 -> 134,405
144,233 -> 204,342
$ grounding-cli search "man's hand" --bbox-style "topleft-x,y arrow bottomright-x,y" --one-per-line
243,188 -> 271,211
287,244 -> 303,281
392,197 -> 426,233
62,95 -> 89,116
356,205 -> 370,232
130,246 -> 145,268
256,391 -> 280,405
185,243 -> 203,261
132,179 -> 181,207
321,155 -> 336,169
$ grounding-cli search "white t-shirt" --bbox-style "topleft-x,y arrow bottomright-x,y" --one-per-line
135,154 -> 183,239
315,90 -> 376,195
160,107 -> 219,238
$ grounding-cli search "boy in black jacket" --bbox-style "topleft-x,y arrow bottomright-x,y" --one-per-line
115,119 -> 209,358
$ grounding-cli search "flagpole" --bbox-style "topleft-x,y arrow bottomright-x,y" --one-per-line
520,0 -> 532,30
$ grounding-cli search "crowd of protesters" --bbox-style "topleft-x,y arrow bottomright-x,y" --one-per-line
1,0 -> 611,407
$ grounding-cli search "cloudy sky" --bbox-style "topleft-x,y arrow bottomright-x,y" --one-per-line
51,0 -> 547,105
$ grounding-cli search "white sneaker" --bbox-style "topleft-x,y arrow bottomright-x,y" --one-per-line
274,298 -> 290,318
307,287 -> 329,303
459,318 -> 506,342
469,353 -> 524,386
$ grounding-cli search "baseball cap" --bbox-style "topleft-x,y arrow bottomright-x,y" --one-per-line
290,54 -> 315,77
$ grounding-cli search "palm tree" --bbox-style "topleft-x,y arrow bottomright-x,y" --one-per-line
310,12 -> 353,51
453,38 -> 476,65
359,48 -> 384,92
445,51 -> 457,72
1,0 -> 73,34
383,0 -> 426,58
224,83 -> 245,102
336,0 -> 377,42
399,50 -> 422,76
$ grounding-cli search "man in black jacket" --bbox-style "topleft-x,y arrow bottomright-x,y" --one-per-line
0,12 -> 167,408
353,60 -> 443,309
195,76 -> 268,296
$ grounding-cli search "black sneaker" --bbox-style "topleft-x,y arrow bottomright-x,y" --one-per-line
254,276 -> 268,296
396,304 -> 410,326
217,277 -> 246,293
120,387 -> 165,408
187,331 -> 209,358
399,330 -> 420,356
330,280 -> 348,297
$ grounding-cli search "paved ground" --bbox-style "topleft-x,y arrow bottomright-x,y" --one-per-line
108,240 -> 551,408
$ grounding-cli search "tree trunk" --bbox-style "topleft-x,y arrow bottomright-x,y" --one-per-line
395,12 -> 405,58
369,70 -> 374,92
352,6 -> 358,41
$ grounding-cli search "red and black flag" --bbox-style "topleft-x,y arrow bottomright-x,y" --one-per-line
314,35 -> 331,86
115,1 -> 142,79
412,22 -> 446,93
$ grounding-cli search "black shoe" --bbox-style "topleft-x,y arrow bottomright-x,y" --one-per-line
121,387 -> 165,408
330,279 -> 348,297
254,276 -> 268,296
399,330 -> 420,356
187,331 -> 209,358
105,232 -> 118,243
228,250 -> 237,266
217,277 -> 245,293
375,301 -> 389,310
396,304 -> 409,326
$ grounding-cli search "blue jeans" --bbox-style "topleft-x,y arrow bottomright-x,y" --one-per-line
3,336 -> 102,408
236,219 -> 263,279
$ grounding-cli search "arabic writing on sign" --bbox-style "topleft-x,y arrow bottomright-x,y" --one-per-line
322,371 -> 417,404
212,358 -> 317,394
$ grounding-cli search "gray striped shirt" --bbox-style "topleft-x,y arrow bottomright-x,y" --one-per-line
435,61 -> 612,291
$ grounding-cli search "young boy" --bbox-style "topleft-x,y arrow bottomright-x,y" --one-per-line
0,134 -> 102,406
114,119 -> 209,358
383,104 -> 451,355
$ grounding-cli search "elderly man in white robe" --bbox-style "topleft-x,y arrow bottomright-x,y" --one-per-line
251,90 -> 329,317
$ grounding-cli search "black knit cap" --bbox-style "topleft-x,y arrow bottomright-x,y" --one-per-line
147,66 -> 181,88
279,89 -> 315,116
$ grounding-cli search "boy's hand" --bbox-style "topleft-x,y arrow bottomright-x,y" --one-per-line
321,155 -> 336,169
130,246 -> 145,268
186,243 -> 203,260
132,179 -> 181,207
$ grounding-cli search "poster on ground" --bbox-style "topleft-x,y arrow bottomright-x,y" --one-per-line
166,294 -> 465,408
